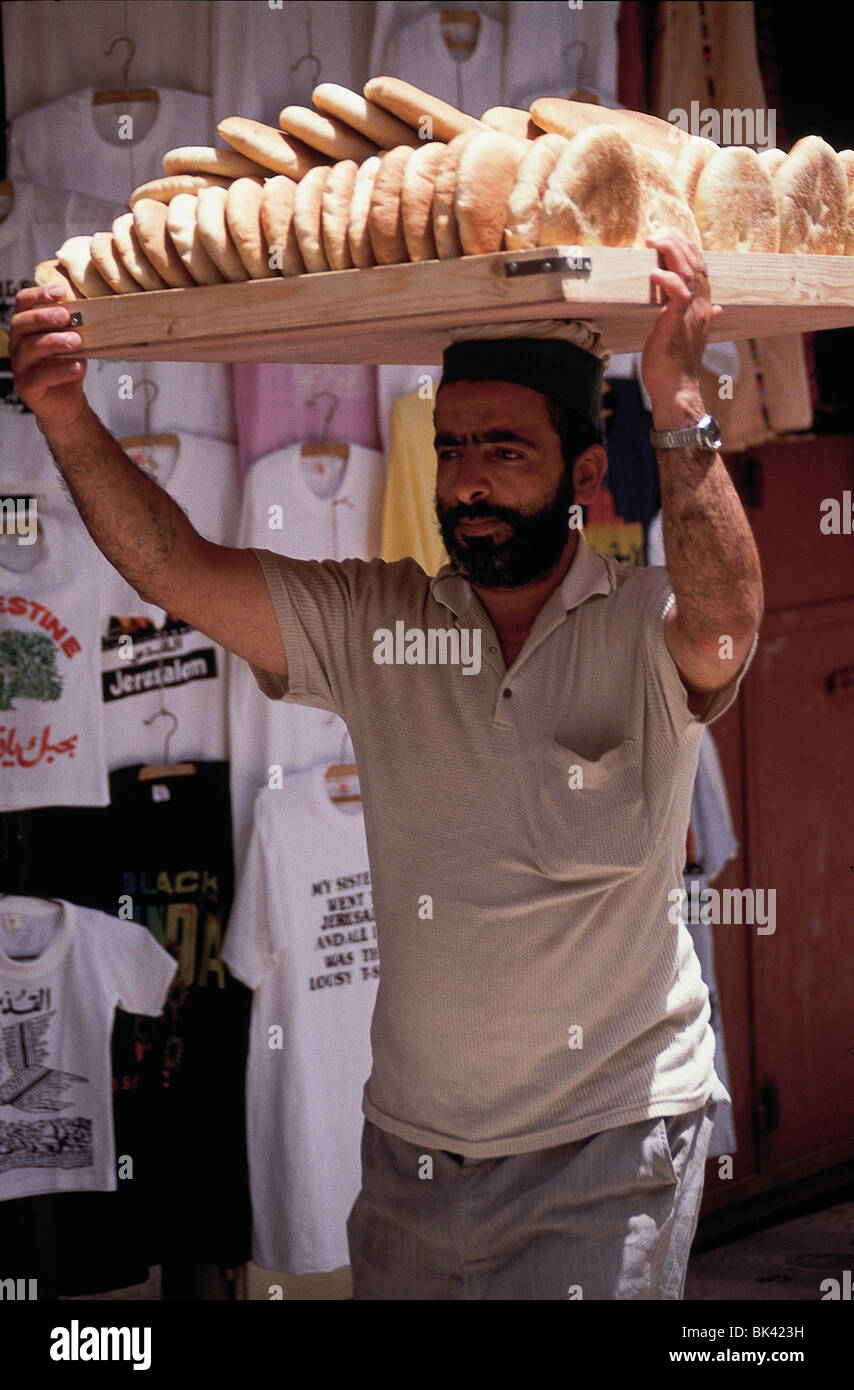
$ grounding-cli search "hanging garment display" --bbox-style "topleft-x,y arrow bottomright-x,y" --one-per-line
223,771 -> 377,1273
0,895 -> 175,1201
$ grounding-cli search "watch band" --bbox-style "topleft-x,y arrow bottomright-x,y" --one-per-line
650,414 -> 721,452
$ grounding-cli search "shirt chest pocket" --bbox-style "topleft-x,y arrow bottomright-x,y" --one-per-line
527,736 -> 653,879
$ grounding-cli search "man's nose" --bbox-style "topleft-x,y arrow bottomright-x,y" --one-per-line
452,449 -> 493,502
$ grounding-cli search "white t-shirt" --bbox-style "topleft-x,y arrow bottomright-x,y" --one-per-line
222,771 -> 377,1274
8,86 -> 214,211
98,432 -> 239,770
0,896 -> 176,1200
211,1 -> 369,130
228,442 -> 384,872
0,513 -> 110,810
370,3 -> 507,114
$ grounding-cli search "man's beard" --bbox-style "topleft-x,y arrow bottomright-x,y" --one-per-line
435,466 -> 575,589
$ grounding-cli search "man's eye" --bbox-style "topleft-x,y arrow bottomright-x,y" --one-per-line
494,448 -> 523,460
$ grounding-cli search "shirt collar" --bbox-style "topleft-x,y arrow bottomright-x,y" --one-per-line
429,529 -> 614,618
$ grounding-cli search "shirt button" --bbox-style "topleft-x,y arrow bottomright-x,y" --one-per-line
488,645 -> 497,653
502,689 -> 512,698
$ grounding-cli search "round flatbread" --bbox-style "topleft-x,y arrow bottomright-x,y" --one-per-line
195,185 -> 250,281
33,259 -> 77,300
278,105 -> 380,163
311,82 -> 423,149
129,174 -> 231,207
364,75 -> 484,143
541,126 -> 642,247
166,194 -> 224,284
634,148 -> 702,246
505,133 -> 570,250
757,147 -> 787,180
673,137 -> 718,207
162,145 -> 270,179
531,95 -> 697,157
773,135 -> 847,253
481,106 -> 542,141
432,132 -> 477,257
456,130 -> 527,254
321,160 -> 359,270
217,116 -> 329,180
348,156 -> 382,268
111,212 -> 169,290
55,236 -> 114,297
694,146 -> 779,251
260,176 -> 305,277
400,141 -> 446,261
90,230 -> 143,292
368,145 -> 415,264
293,165 -> 333,272
132,198 -> 196,287
225,178 -> 271,278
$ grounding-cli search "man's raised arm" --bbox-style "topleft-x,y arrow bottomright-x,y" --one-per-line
9,284 -> 287,677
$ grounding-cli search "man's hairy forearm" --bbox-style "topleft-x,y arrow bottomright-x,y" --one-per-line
656,443 -> 764,640
39,400 -> 200,607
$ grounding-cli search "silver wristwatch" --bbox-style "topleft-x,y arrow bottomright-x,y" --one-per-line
649,413 -> 722,452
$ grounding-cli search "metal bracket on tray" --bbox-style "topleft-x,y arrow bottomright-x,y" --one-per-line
504,252 -> 593,278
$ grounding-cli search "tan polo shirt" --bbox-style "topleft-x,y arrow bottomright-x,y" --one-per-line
247,532 -> 759,1156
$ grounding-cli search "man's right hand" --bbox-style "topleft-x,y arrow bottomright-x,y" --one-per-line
9,284 -> 89,433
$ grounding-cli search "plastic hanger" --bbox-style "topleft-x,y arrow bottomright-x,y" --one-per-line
119,378 -> 180,464
324,727 -> 360,805
92,33 -> 158,106
301,390 -> 349,461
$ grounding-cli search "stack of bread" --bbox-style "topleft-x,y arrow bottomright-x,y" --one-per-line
33,77 -> 854,300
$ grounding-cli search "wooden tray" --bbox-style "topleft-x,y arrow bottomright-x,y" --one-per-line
60,245 -> 854,364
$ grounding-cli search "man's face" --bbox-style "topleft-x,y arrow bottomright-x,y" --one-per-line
434,379 -> 593,589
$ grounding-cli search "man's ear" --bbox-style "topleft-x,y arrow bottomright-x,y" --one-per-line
572,443 -> 608,507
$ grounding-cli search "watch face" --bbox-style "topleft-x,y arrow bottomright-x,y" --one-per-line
701,416 -> 722,450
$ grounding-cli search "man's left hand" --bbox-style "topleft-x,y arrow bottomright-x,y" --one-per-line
641,234 -> 724,428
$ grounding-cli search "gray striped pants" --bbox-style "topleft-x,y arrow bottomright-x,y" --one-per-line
346,1098 -> 718,1300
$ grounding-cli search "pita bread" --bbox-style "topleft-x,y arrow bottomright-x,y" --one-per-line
400,142 -> 446,260
195,185 -> 250,281
111,212 -> 169,290
162,145 -> 269,179
773,135 -> 848,253
695,147 -> 780,251
90,231 -> 144,292
166,193 -> 225,284
312,82 -> 423,149
293,165 -> 333,272
132,198 -> 197,287
633,148 -> 702,246
226,178 -> 272,278
55,236 -> 115,297
278,105 -> 381,162
481,107 -> 542,141
364,76 -> 484,142
455,130 -> 526,254
432,132 -> 477,257
541,127 -> 642,247
369,145 -> 415,264
321,160 -> 359,270
217,116 -> 330,180
129,174 -> 231,207
33,259 -> 77,300
505,133 -> 570,250
260,176 -> 305,276
348,156 -> 382,268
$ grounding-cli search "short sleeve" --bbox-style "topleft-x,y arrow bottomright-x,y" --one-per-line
641,566 -> 759,736
247,548 -> 380,718
102,916 -> 177,1015
221,791 -> 279,990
